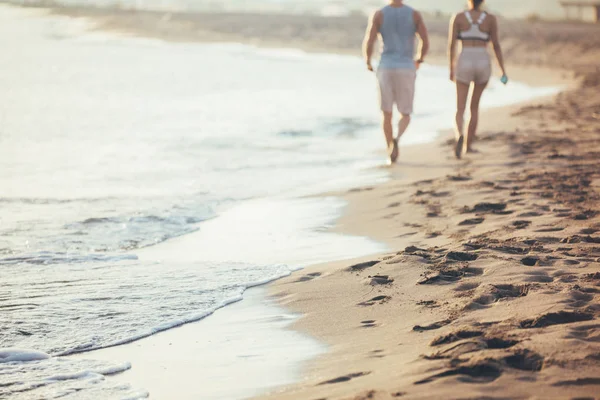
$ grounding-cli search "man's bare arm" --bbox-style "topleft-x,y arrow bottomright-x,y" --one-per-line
363,11 -> 382,71
448,14 -> 459,81
414,11 -> 429,63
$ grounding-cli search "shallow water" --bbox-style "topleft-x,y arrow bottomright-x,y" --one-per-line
0,5 -> 561,399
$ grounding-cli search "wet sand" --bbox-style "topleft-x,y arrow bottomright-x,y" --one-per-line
71,288 -> 325,400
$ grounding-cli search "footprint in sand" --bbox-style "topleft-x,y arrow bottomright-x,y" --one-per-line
565,323 -> 600,342
295,272 -> 322,282
396,231 -> 418,238
552,377 -> 600,387
369,275 -> 394,285
562,235 -> 600,244
360,320 -> 378,328
518,211 -> 543,217
426,207 -> 441,218
563,288 -> 595,307
463,202 -> 507,214
417,266 -> 483,285
447,174 -> 472,182
424,336 -> 519,360
553,270 -> 579,283
317,371 -> 370,385
574,210 -> 598,220
535,226 -> 565,233
348,187 -> 374,193
521,256 -> 541,266
415,349 -> 543,385
347,260 -> 380,272
430,329 -> 483,346
503,349 -> 545,371
523,270 -> 554,283
414,179 -> 435,186
412,319 -> 452,332
512,220 -> 532,229
454,281 -> 480,291
465,284 -> 529,310
531,236 -> 562,244
368,349 -> 386,359
520,310 -> 594,329
357,295 -> 391,307
414,361 -> 502,385
416,300 -> 440,308
445,251 -> 478,262
459,217 -> 485,226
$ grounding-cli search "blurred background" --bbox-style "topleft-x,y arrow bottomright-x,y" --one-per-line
3,0 -> 596,20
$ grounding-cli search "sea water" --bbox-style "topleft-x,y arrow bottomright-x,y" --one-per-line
0,5 -> 560,399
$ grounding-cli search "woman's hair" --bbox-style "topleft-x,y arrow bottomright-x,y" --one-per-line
471,0 -> 484,8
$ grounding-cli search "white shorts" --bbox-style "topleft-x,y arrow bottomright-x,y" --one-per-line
376,68 -> 416,115
456,47 -> 491,84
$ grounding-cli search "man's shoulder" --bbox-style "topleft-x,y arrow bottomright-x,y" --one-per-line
411,8 -> 422,21
372,9 -> 383,24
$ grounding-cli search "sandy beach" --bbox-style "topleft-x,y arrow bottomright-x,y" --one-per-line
259,84 -> 600,398
9,3 -> 600,399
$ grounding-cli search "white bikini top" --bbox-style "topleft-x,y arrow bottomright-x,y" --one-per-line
458,11 -> 490,42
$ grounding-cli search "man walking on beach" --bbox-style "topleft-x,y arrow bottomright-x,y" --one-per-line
363,0 -> 429,163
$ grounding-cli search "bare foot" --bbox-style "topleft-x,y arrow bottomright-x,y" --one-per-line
389,139 -> 399,163
465,147 -> 480,154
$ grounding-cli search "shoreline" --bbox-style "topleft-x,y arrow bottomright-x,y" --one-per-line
7,3 -> 598,399
71,287 -> 326,400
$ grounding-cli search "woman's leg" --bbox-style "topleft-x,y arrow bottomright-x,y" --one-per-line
454,81 -> 470,158
466,81 -> 488,153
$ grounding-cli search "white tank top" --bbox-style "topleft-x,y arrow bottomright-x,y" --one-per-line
458,11 -> 490,42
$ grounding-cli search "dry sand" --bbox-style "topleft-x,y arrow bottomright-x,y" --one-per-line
33,4 -> 600,399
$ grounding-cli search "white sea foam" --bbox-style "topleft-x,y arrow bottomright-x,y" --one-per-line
0,348 -> 50,363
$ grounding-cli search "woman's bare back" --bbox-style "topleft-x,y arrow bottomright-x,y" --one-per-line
454,11 -> 496,48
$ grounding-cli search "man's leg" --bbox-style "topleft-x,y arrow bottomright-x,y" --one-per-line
377,69 -> 397,162
393,69 -> 415,160
397,114 -> 411,140
382,111 -> 397,162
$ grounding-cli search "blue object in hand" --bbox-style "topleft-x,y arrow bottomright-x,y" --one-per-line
500,75 -> 509,85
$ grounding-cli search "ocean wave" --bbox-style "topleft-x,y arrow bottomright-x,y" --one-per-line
0,197 -> 121,205
1,256 -> 293,358
0,348 -> 50,363
58,268 -> 292,356
0,356 -> 140,399
0,252 -> 138,266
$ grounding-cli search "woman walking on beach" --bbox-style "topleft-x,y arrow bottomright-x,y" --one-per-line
448,0 -> 507,158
